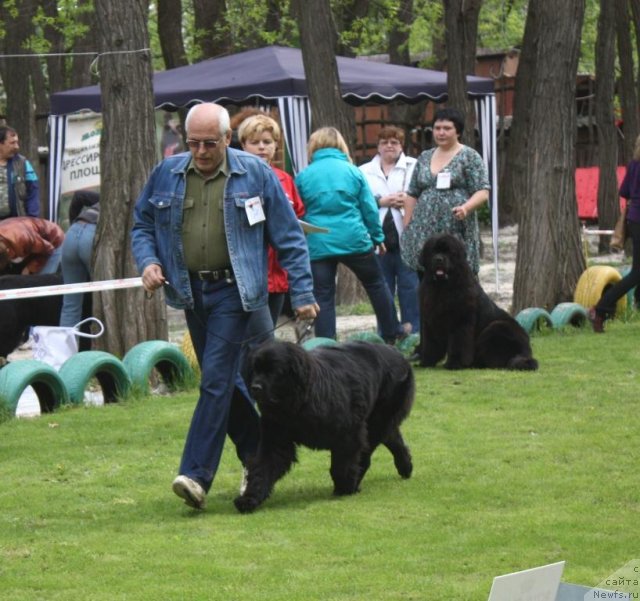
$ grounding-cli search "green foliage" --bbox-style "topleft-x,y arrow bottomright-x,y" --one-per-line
2,321 -> 640,598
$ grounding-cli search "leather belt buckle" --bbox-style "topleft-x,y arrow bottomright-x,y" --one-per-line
195,269 -> 234,282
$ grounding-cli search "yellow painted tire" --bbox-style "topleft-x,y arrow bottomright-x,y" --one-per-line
180,332 -> 200,374
574,265 -> 627,316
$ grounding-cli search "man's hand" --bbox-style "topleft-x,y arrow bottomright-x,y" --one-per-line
141,263 -> 166,293
295,303 -> 319,321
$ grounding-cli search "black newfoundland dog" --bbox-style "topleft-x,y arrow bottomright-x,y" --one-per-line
417,233 -> 538,371
0,274 -> 64,360
234,340 -> 414,513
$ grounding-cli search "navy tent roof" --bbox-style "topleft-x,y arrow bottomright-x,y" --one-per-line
50,45 -> 494,114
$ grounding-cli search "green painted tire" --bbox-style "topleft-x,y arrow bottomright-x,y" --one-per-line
123,340 -> 194,394
345,331 -> 386,344
395,333 -> 420,355
301,337 -> 339,351
58,351 -> 131,405
0,359 -> 68,415
574,265 -> 626,316
549,302 -> 588,329
515,307 -> 553,333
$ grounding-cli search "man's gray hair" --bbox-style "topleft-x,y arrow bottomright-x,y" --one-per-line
184,103 -> 230,135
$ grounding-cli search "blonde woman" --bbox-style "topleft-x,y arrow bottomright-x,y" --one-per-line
238,114 -> 305,326
295,127 -> 404,343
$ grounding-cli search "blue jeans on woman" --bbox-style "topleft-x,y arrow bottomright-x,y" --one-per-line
59,221 -> 96,327
596,220 -> 640,316
180,276 -> 260,493
311,251 -> 403,341
377,249 -> 420,334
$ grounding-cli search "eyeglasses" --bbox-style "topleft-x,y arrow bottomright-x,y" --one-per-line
186,138 -> 222,150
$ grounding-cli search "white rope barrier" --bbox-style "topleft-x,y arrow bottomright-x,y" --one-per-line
0,277 -> 144,301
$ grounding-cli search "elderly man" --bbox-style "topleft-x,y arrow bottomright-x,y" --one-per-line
132,103 -> 318,511
0,126 -> 40,219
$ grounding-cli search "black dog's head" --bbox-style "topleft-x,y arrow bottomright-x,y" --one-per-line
419,233 -> 471,284
249,340 -> 310,414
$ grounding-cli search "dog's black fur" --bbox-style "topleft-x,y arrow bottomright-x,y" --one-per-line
0,274 -> 65,359
234,340 -> 414,513
418,233 -> 538,371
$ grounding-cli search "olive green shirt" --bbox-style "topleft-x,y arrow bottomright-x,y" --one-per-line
182,155 -> 231,272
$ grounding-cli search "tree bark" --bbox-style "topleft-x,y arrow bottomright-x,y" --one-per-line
0,0 -> 38,162
292,0 -> 356,149
616,0 -> 639,162
158,0 -> 189,69
509,0 -> 587,313
443,0 -> 482,146
595,0 -> 620,253
192,0 -> 231,59
93,0 -> 167,355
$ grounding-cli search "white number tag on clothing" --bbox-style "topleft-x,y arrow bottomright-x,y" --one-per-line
436,171 -> 451,189
245,196 -> 265,225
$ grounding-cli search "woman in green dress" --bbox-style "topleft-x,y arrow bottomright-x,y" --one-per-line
401,107 -> 490,275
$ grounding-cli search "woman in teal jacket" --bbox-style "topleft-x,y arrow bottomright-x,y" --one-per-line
295,127 -> 404,342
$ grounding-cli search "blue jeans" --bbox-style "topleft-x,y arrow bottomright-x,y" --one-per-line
311,251 -> 403,341
180,276 -> 260,493
596,220 -> 640,316
59,222 -> 96,327
377,249 -> 420,334
40,245 -> 63,275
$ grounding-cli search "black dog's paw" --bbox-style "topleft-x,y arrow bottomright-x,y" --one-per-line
233,494 -> 260,514
395,455 -> 413,479
332,483 -> 360,496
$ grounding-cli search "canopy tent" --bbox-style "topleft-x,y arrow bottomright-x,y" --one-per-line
49,45 -> 498,282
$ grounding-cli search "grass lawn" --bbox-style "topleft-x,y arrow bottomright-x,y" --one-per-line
1,319 -> 639,600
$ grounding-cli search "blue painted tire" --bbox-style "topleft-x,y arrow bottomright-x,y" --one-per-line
345,331 -> 386,344
301,337 -> 339,351
549,302 -> 588,329
59,351 -> 131,405
515,307 -> 553,333
0,359 -> 68,415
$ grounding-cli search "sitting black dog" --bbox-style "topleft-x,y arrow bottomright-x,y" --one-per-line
418,233 -> 538,371
0,274 -> 64,360
234,340 -> 415,513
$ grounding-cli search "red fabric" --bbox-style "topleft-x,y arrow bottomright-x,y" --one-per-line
0,217 -> 64,273
268,167 -> 305,293
575,166 -> 626,220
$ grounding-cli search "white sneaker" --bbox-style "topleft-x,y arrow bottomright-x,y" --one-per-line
239,467 -> 249,495
172,475 -> 206,509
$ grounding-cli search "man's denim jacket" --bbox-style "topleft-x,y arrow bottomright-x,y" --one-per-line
131,149 -> 316,312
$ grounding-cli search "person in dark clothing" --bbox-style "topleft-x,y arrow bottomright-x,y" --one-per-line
590,134 -> 640,332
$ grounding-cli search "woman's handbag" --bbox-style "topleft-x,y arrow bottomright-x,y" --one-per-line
610,204 -> 628,252
382,209 -> 400,251
32,317 -> 105,370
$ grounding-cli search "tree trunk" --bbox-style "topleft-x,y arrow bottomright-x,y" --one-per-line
616,0 -> 639,163
158,0 -> 189,69
192,0 -> 231,59
293,0 -> 364,307
0,0 -> 38,164
595,0 -> 620,253
509,0 -> 587,313
443,0 -> 482,147
292,0 -> 356,149
93,0 -> 167,355
69,0 -> 98,90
